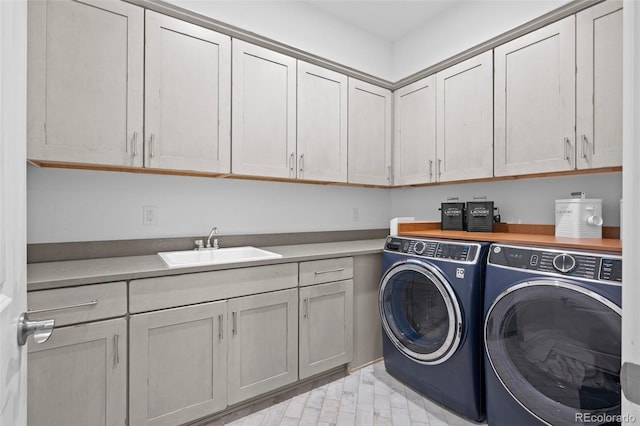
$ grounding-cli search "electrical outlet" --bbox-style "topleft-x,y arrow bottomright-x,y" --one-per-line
143,206 -> 158,226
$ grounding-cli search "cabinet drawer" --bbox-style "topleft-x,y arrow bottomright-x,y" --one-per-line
129,263 -> 298,313
27,282 -> 127,327
299,257 -> 353,286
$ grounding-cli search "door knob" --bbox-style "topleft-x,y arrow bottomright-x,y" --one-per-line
17,312 -> 54,346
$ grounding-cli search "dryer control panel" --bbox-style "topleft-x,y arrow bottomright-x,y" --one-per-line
384,237 -> 480,263
488,244 -> 622,283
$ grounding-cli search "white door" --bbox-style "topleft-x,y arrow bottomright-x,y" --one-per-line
297,61 -> 348,182
393,76 -> 436,186
622,0 -> 640,421
576,0 -> 623,169
494,16 -> 576,176
145,11 -> 231,173
0,1 -> 28,425
348,78 -> 392,186
437,51 -> 493,182
232,40 -> 297,179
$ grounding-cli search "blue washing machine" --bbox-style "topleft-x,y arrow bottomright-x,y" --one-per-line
380,236 -> 490,422
483,244 -> 622,426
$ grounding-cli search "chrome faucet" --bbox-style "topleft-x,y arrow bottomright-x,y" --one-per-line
206,227 -> 219,249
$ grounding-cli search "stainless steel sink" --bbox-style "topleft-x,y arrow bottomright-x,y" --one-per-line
158,246 -> 283,269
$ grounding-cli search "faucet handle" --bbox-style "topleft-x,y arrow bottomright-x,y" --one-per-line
194,239 -> 204,250
213,238 -> 219,249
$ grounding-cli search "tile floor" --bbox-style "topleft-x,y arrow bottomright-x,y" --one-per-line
202,361 -> 486,426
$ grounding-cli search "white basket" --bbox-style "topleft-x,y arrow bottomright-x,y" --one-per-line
555,198 -> 603,239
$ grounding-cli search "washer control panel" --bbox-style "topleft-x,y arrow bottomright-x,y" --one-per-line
489,244 -> 622,283
385,237 -> 478,263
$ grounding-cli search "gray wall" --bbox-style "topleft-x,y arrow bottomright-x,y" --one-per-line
390,172 -> 622,226
27,166 -> 391,243
27,165 -> 621,244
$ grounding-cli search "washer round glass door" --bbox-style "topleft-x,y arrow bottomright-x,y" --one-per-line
485,281 -> 621,425
379,260 -> 462,364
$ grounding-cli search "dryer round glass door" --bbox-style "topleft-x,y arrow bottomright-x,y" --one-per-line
485,281 -> 621,425
379,260 -> 462,364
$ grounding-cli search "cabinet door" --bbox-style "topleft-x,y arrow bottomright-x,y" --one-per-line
576,0 -> 623,169
27,318 -> 126,426
393,76 -> 436,186
297,61 -> 348,182
437,51 -> 493,182
129,301 -> 227,426
299,280 -> 353,379
232,40 -> 297,178
228,288 -> 298,405
494,16 -> 575,176
145,11 -> 231,173
27,0 -> 143,166
348,78 -> 392,186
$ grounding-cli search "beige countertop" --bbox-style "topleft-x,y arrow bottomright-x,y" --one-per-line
27,239 -> 386,291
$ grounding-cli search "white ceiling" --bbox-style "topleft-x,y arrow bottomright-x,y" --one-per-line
302,1 -> 463,42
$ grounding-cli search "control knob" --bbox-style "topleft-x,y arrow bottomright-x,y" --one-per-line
414,241 -> 426,255
552,253 -> 576,273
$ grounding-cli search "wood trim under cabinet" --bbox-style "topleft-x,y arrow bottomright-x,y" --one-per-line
398,222 -> 621,252
399,222 -> 620,239
393,166 -> 622,188
27,160 -> 390,189
28,160 -> 621,191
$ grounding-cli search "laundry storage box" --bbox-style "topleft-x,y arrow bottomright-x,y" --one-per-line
466,200 -> 494,232
555,198 -> 603,239
440,202 -> 465,231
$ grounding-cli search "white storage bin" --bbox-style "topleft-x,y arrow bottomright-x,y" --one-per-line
555,198 -> 603,239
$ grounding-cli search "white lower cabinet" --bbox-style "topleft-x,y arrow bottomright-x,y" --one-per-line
129,301 -> 228,426
299,280 -> 354,379
27,318 -> 127,426
227,288 -> 299,405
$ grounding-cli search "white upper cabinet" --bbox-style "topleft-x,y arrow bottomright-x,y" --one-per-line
576,0 -> 623,169
436,51 -> 493,182
348,78 -> 393,186
393,76 -> 436,186
27,0 -> 144,166
494,16 -> 576,176
144,11 -> 231,173
232,40 -> 297,178
297,61 -> 348,182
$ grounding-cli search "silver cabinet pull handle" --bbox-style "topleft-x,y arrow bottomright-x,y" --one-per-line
299,154 -> 304,177
564,137 -> 572,165
289,152 -> 295,177
17,312 -> 54,346
232,311 -> 237,335
114,334 -> 119,366
429,160 -> 433,181
132,132 -> 138,157
218,314 -> 224,340
438,159 -> 442,179
149,134 -> 156,158
581,134 -> 589,160
387,165 -> 391,182
303,298 -> 309,319
314,268 -> 345,275
28,300 -> 98,315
